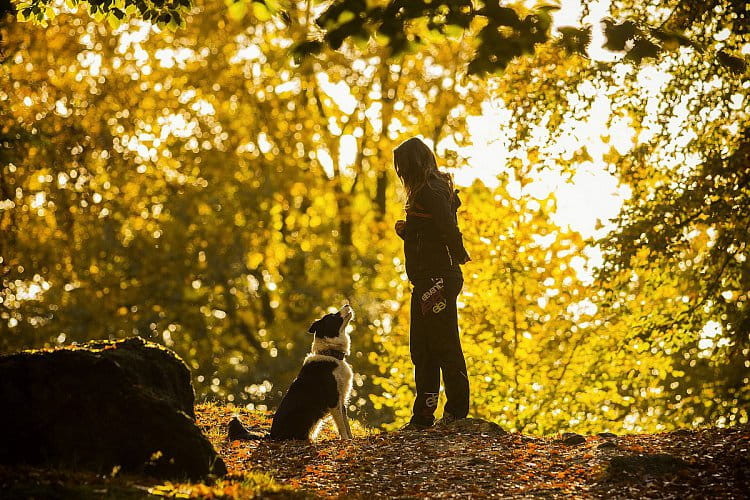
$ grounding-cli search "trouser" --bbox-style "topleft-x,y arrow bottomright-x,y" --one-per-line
409,275 -> 469,425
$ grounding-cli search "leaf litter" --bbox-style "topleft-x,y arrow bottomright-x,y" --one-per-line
1,403 -> 747,498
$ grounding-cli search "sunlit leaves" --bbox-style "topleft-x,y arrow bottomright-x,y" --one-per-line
309,0 -> 556,75
3,0 -> 748,435
225,0 -> 279,23
13,0 -> 748,76
12,0 -> 193,30
1,0 -> 489,422
373,177 -> 626,434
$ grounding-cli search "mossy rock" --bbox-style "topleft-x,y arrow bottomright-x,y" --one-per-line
445,418 -> 507,436
0,337 -> 226,480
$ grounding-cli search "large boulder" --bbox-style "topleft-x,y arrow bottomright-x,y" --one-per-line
0,337 -> 226,479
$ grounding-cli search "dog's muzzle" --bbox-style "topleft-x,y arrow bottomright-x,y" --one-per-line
339,304 -> 354,321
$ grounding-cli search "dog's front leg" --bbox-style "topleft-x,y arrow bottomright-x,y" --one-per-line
341,403 -> 353,439
330,406 -> 351,440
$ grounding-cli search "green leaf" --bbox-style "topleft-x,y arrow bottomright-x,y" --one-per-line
107,13 -> 122,29
603,19 -> 637,52
716,51 -> 747,74
228,0 -> 248,21
251,1 -> 271,22
291,40 -> 323,64
625,38 -> 660,63
337,10 -> 355,25
444,24 -> 464,39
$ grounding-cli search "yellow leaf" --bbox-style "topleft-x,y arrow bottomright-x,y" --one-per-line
252,2 -> 271,21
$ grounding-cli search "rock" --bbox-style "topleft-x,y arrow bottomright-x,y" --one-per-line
597,432 -> 617,438
227,417 -> 265,440
608,453 -> 691,478
562,433 -> 586,445
449,418 -> 507,436
0,337 -> 226,479
228,416 -> 254,440
671,428 -> 692,436
520,435 -> 542,443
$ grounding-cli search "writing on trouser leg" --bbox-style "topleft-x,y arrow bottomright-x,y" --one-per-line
420,278 -> 447,315
425,392 -> 439,408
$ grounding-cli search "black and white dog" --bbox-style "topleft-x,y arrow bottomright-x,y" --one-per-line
268,304 -> 354,440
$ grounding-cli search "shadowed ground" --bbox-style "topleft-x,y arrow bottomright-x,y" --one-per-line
1,403 -> 748,498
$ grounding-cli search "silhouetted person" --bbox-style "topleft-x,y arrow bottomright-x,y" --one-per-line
393,137 -> 471,429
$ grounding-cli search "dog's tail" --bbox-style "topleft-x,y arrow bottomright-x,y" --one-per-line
227,416 -> 268,440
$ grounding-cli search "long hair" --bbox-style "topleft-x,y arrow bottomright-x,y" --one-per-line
393,137 -> 453,209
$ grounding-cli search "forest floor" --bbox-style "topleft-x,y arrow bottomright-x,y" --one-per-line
1,403 -> 748,499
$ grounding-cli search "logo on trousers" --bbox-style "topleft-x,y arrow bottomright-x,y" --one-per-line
421,277 -> 447,315
421,278 -> 444,302
425,393 -> 439,408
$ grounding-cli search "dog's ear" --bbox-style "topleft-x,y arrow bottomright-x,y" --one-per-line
308,319 -> 321,335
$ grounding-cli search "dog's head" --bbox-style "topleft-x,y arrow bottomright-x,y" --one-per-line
308,304 -> 354,354
308,304 -> 354,339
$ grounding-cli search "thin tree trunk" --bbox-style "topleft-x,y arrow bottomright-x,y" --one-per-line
507,259 -> 521,432
375,58 -> 400,220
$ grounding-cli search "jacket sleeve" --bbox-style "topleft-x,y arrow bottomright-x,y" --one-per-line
395,222 -> 407,240
420,187 -> 470,264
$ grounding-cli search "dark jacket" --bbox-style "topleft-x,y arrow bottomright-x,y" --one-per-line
397,185 -> 469,282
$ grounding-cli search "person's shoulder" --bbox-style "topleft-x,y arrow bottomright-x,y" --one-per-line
417,182 -> 451,203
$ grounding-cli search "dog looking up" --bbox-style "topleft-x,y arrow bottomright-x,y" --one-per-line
271,304 -> 354,440
229,304 -> 355,441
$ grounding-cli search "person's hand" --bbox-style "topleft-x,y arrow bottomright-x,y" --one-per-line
395,220 -> 406,237
459,251 -> 471,265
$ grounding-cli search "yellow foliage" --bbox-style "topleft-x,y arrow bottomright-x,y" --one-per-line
2,0 -> 747,438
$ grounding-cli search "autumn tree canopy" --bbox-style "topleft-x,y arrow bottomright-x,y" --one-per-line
1,0 -> 747,433
7,0 -> 748,74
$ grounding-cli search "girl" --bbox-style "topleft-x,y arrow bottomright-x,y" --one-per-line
393,137 -> 471,429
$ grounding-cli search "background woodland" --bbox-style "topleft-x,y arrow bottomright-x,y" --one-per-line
1,0 -> 748,434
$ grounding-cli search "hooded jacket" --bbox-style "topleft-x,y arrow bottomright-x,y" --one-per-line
397,185 -> 469,282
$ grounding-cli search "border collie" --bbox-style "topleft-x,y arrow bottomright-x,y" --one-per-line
268,304 -> 355,440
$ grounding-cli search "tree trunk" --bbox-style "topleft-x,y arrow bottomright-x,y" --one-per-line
375,172 -> 388,221
374,59 -> 399,220
336,189 -> 354,293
